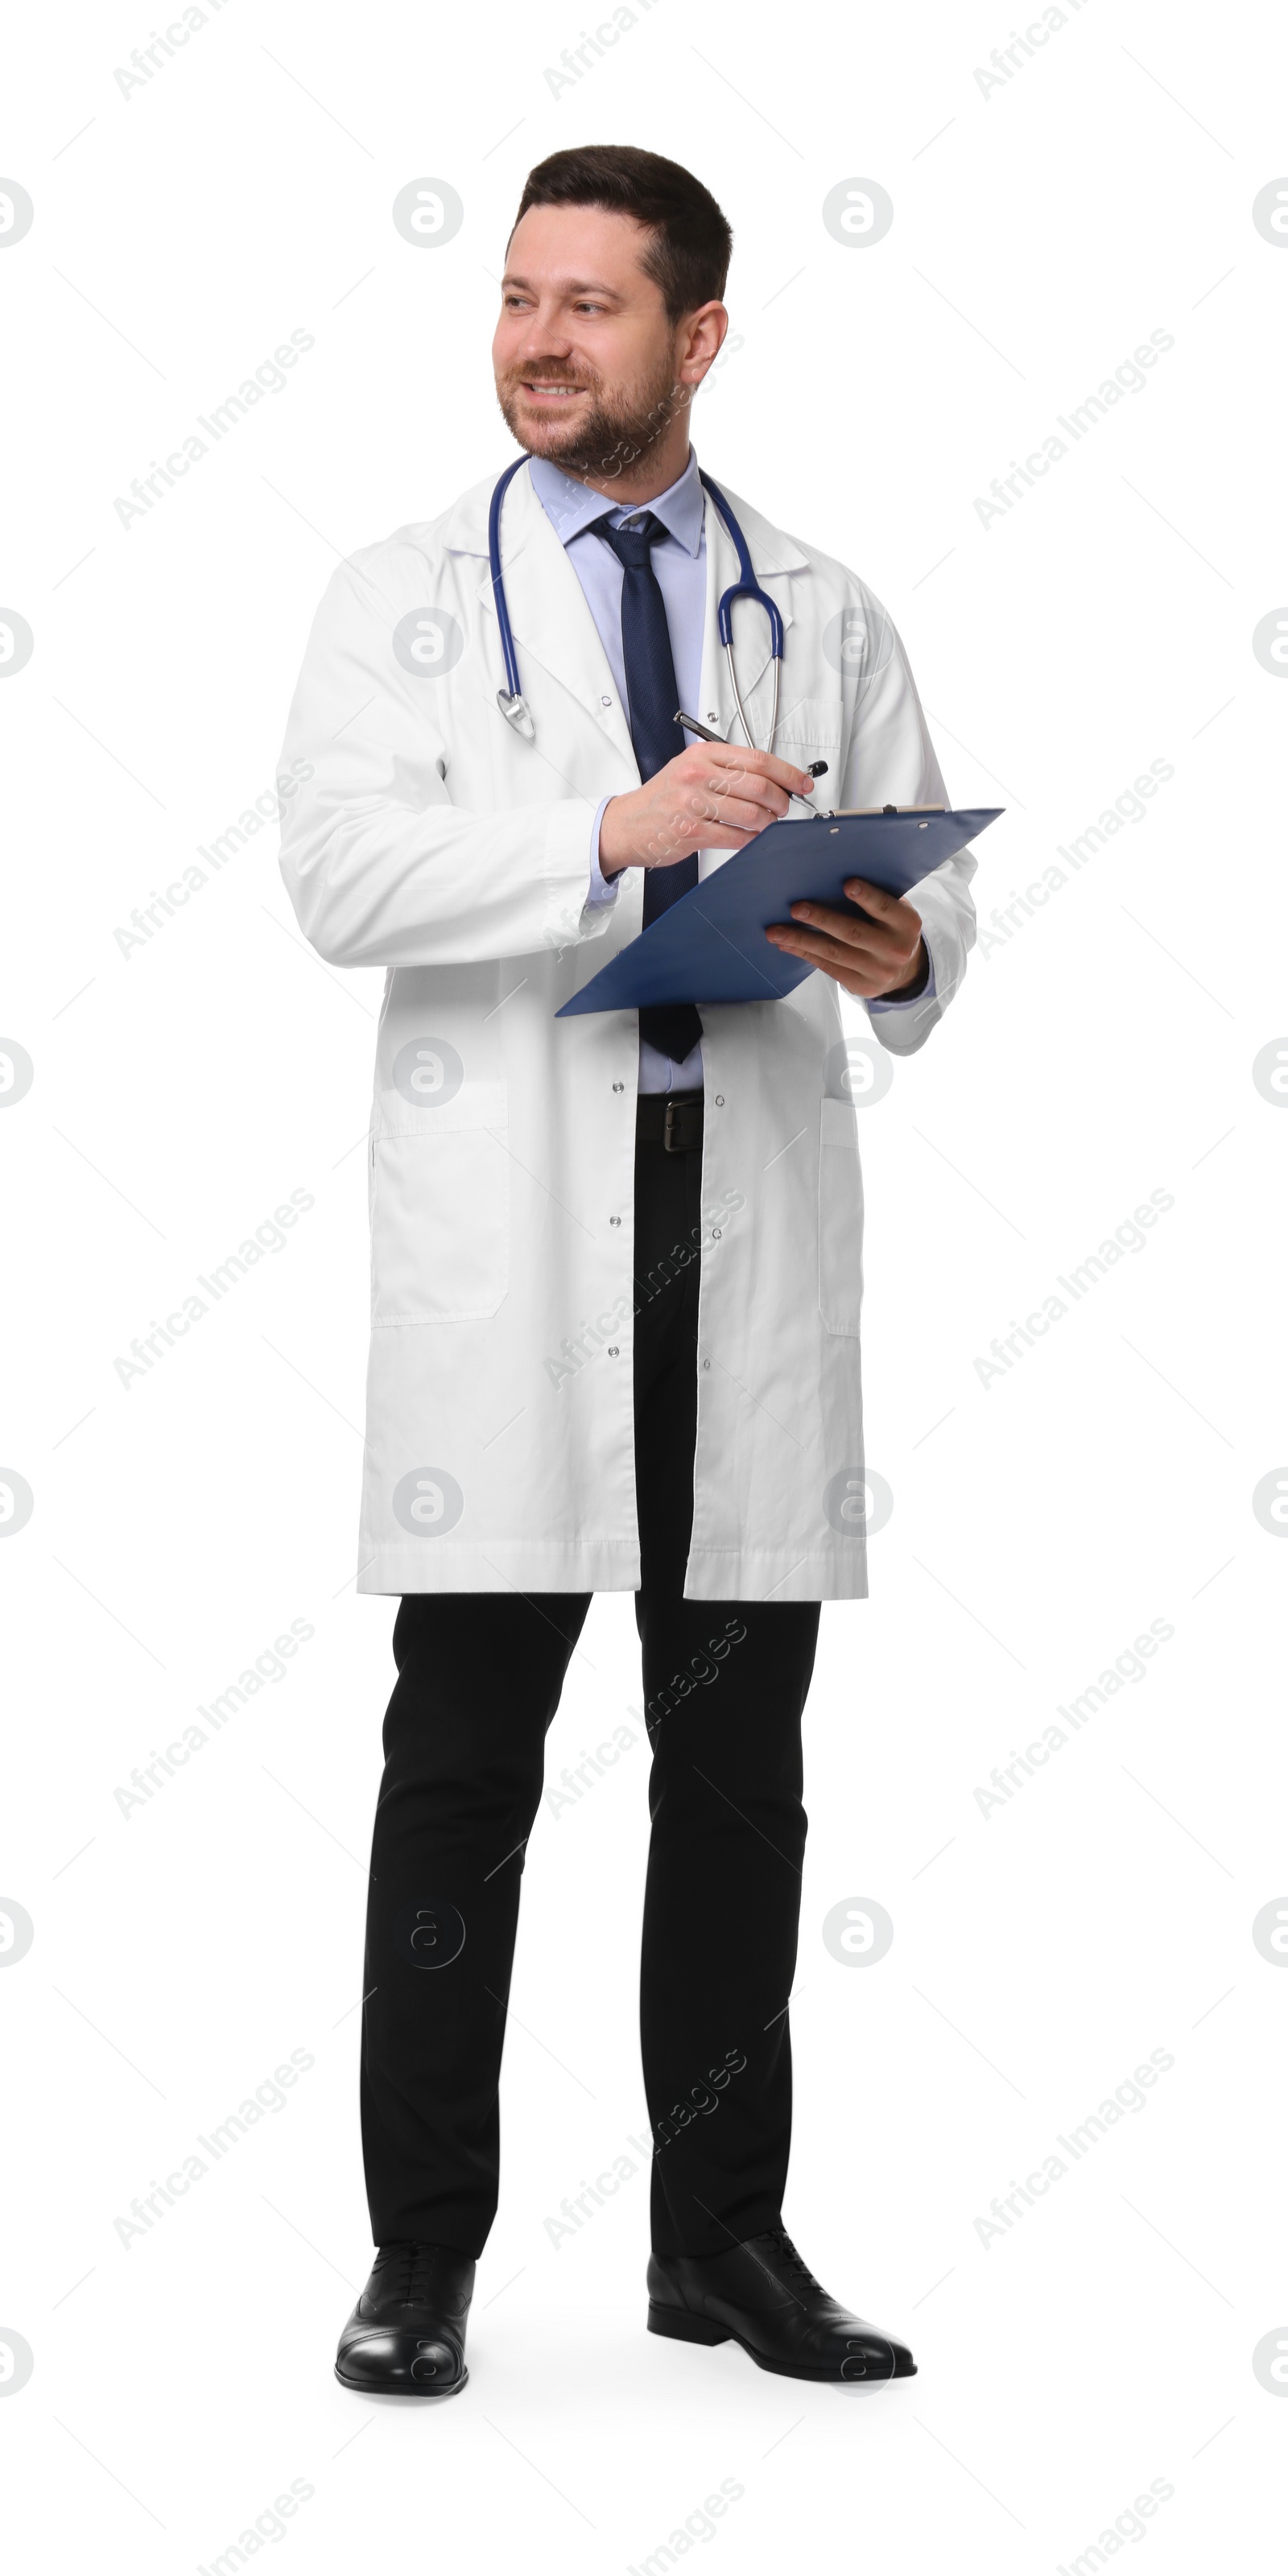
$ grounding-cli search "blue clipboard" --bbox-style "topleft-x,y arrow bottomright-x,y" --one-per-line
556,806 -> 1001,1013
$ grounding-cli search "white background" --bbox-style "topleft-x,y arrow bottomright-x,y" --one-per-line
2,0 -> 1287,2567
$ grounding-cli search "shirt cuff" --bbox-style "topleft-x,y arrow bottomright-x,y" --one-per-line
869,942 -> 936,1011
585,796 -> 621,909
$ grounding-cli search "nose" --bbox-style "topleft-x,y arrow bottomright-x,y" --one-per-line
511,310 -> 576,362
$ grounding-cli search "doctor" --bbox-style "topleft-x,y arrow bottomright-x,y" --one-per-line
278,143 -> 976,2398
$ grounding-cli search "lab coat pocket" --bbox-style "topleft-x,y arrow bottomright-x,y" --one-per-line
773,704 -> 841,766
817,1093 -> 864,1337
370,1081 -> 510,1325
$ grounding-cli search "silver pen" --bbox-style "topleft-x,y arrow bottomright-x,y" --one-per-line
674,712 -> 832,818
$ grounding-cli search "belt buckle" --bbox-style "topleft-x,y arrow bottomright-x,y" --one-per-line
663,1098 -> 699,1154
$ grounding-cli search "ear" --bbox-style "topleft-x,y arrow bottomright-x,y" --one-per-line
679,300 -> 729,386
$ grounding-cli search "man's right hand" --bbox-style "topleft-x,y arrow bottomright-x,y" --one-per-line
597,742 -> 816,877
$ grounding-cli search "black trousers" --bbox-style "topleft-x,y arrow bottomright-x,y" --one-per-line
359,1111 -> 820,2259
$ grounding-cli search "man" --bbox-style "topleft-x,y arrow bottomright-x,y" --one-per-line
277,144 -> 976,2396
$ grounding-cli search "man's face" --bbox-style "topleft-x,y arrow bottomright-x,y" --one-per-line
493,202 -> 718,482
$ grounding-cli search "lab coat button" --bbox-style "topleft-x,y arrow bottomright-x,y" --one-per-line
609,1215 -> 621,1225
613,1080 -> 625,1092
601,694 -> 613,706
608,1345 -> 619,1356
714,1094 -> 724,1106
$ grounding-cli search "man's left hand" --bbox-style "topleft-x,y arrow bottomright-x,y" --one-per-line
766,877 -> 927,1000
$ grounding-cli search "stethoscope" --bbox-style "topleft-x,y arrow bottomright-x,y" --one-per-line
488,456 -> 785,753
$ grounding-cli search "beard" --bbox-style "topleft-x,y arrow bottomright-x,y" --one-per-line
496,350 -> 689,484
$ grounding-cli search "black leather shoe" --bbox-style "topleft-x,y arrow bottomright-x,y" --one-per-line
335,2242 -> 474,2396
647,2227 -> 915,2382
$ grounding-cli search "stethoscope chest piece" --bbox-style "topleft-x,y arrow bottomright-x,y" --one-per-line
497,687 -> 535,741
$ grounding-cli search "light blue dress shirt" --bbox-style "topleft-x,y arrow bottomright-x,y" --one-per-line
526,447 -> 931,1095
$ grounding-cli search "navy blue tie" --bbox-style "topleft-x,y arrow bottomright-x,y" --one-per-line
594,511 -> 702,1067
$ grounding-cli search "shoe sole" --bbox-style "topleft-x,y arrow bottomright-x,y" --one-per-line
334,2362 -> 469,2398
647,2301 -> 914,2383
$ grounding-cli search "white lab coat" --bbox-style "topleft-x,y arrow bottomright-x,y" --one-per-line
277,462 -> 976,1600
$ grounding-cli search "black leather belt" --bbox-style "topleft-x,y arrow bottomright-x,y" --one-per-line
636,1089 -> 704,1154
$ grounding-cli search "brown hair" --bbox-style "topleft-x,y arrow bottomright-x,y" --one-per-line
510,145 -> 733,323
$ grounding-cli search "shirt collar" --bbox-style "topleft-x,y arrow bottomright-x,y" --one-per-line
527,445 -> 705,556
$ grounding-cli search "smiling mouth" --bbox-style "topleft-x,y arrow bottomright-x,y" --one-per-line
520,381 -> 587,398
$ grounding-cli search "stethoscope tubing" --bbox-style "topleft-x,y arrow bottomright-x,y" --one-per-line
489,458 -> 784,752
488,454 -> 530,713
